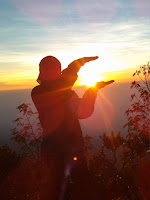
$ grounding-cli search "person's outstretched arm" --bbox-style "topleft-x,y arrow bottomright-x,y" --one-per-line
77,87 -> 98,119
63,56 -> 98,75
61,56 -> 98,88
70,80 -> 114,119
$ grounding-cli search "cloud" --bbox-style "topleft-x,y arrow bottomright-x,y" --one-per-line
8,0 -> 150,27
0,78 -> 36,91
76,0 -> 120,23
0,19 -> 149,65
9,0 -> 121,25
10,0 -> 62,25
134,0 -> 150,17
0,15 -> 150,90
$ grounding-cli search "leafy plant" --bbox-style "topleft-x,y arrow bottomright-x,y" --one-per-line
11,103 -> 42,162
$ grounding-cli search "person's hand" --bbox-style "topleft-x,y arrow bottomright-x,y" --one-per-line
68,56 -> 98,69
76,56 -> 99,66
95,80 -> 114,89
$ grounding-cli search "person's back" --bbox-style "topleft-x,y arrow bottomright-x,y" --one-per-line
31,55 -> 114,200
32,81 -> 84,156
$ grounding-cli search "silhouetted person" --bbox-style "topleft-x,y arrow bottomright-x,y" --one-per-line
31,56 -> 114,200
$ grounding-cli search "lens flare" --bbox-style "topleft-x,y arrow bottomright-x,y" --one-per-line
73,157 -> 77,161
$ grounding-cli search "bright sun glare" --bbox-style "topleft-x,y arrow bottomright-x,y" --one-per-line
77,61 -> 105,86
75,51 -> 128,86
70,46 -> 129,87
80,74 -> 104,86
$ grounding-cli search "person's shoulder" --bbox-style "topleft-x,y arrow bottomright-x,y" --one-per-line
31,85 -> 41,97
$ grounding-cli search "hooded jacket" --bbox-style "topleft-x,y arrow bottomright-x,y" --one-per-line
31,64 -> 98,155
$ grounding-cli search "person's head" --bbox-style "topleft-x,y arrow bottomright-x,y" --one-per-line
37,56 -> 61,83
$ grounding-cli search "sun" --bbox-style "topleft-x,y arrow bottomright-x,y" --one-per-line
76,61 -> 105,86
79,74 -> 104,86
74,53 -> 127,86
77,65 -> 105,86
66,45 -> 130,87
